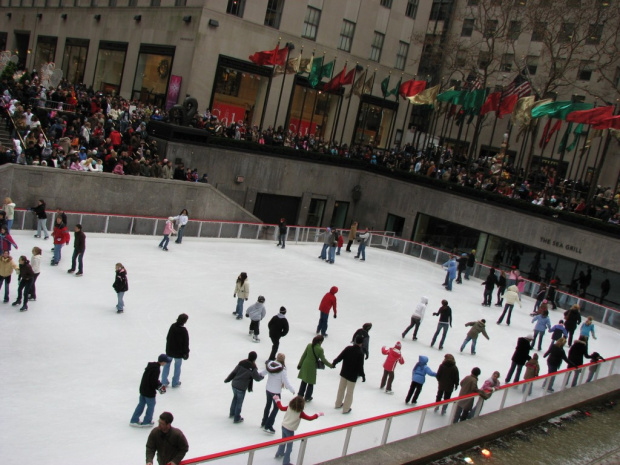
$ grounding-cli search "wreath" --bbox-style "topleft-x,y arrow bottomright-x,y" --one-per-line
157,59 -> 170,79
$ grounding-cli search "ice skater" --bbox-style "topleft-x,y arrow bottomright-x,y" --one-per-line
246,295 -> 267,342
276,218 -> 287,248
460,320 -> 489,355
297,335 -> 333,402
12,255 -> 34,311
430,300 -> 452,350
273,395 -> 322,464
29,247 -> 42,301
434,353 -> 460,415
233,272 -> 250,319
354,228 -> 370,261
405,355 -> 437,404
174,209 -> 189,244
316,286 -> 338,337
67,224 -> 85,276
130,354 -> 171,427
0,250 -> 18,303
351,323 -> 372,359
161,313 -> 190,388
505,336 -> 532,383
113,263 -> 128,313
51,216 -> 70,265
267,306 -> 289,361
332,336 -> 366,414
0,225 -> 18,254
531,310 -> 552,351
259,353 -> 296,434
145,412 -> 188,465
453,367 -> 481,423
158,217 -> 176,251
380,341 -> 405,395
30,199 -> 50,239
442,256 -> 457,291
497,284 -> 521,326
402,296 -> 428,340
224,351 -> 264,424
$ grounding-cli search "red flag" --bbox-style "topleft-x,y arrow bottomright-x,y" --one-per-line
341,68 -> 355,85
498,94 -> 518,118
480,92 -> 500,116
249,45 -> 288,66
398,80 -> 426,98
566,106 -> 614,125
592,115 -> 620,130
539,119 -> 561,149
323,67 -> 346,92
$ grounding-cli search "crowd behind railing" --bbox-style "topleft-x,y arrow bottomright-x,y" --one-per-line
1,75 -> 618,225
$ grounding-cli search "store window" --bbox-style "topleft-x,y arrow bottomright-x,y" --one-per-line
62,38 -> 89,85
34,36 -> 57,73
93,41 -> 127,95
287,79 -> 332,138
210,56 -> 272,128
353,97 -> 396,148
132,44 -> 175,108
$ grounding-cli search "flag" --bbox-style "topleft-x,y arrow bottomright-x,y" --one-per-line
558,122 -> 574,153
502,68 -> 532,99
407,85 -> 440,105
511,96 -> 536,127
539,119 -> 562,149
274,55 -> 301,75
592,115 -> 620,130
566,106 -> 614,125
323,66 -> 346,92
462,71 -> 484,90
566,123 -> 584,151
342,68 -> 355,85
388,77 -> 402,98
463,89 -> 487,114
480,92 -> 501,116
381,76 -> 391,98
531,101 -> 593,120
437,89 -> 466,104
249,44 -> 288,66
349,70 -> 367,97
321,60 -> 335,79
299,56 -> 313,74
498,94 -> 518,118
308,56 -> 324,87
399,79 -> 427,99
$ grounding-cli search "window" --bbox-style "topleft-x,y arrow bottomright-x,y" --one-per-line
151,0 -> 160,5
430,0 -> 450,20
514,0 -> 527,5
478,50 -> 491,69
526,55 -> 539,75
578,60 -> 593,81
508,21 -> 521,40
501,53 -> 514,72
380,0 -> 393,7
226,0 -> 246,18
484,20 -> 498,38
455,50 -> 467,68
338,20 -> 356,52
405,0 -> 419,18
559,22 -> 575,43
302,6 -> 321,40
587,24 -> 604,45
490,0 -> 502,5
93,41 -> 128,95
264,0 -> 284,29
532,22 -> 546,42
175,0 -> 187,5
369,32 -> 385,62
395,41 -> 409,70
34,36 -> 57,74
461,18 -> 474,37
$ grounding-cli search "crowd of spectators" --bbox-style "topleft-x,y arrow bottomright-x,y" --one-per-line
1,73 -> 617,225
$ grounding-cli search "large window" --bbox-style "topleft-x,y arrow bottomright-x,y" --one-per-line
380,0 -> 393,8
93,41 -> 127,95
369,32 -> 385,62
302,6 -> 321,40
508,20 -> 521,40
578,60 -> 593,81
395,41 -> 409,70
559,22 -> 575,43
287,80 -> 333,139
338,20 -> 355,52
532,21 -> 546,42
354,99 -> 396,148
586,24 -> 604,45
226,0 -> 245,18
62,38 -> 89,85
132,44 -> 175,107
405,0 -> 418,19
461,18 -> 474,37
484,19 -> 498,38
501,53 -> 514,72
264,0 -> 284,29
34,36 -> 57,74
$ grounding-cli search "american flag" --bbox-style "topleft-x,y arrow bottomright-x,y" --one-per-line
463,71 -> 484,90
502,68 -> 532,99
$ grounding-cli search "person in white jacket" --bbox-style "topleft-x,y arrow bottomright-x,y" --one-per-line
402,296 -> 428,340
259,354 -> 296,434
246,295 -> 267,342
497,285 -> 521,326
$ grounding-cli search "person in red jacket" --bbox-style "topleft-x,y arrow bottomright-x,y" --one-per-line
316,286 -> 338,337
380,341 -> 405,394
51,216 -> 70,266
336,231 -> 344,255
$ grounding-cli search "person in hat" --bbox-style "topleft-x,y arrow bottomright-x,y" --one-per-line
158,217 -> 176,251
259,353 -> 296,434
351,323 -> 372,359
145,411 -> 188,465
224,351 -> 265,423
246,296 -> 267,343
406,354 -> 437,405
505,335 -> 533,383
161,314 -> 190,389
380,341 -> 405,394
316,286 -> 338,337
130,354 -> 171,427
332,336 -> 366,414
267,307 -> 289,362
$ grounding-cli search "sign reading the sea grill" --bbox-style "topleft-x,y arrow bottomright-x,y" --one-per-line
540,237 -> 582,254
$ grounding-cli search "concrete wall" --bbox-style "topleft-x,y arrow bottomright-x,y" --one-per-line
164,141 -> 620,273
0,164 -> 260,223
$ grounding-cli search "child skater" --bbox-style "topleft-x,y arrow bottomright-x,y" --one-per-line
158,217 -> 176,251
29,247 -> 42,301
272,394 -> 323,465
405,355 -> 437,404
523,353 -> 540,395
380,341 -> 405,395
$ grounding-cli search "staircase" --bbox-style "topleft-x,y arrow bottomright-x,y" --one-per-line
0,122 -> 13,151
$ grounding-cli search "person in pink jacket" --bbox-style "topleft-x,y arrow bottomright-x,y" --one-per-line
380,342 -> 405,394
158,217 -> 176,251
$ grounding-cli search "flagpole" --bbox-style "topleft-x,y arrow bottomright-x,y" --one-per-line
377,71 -> 390,147
259,38 -> 281,131
570,122 -> 591,183
586,100 -> 617,202
273,43 -> 295,130
358,69 -> 376,145
400,99 -> 411,149
386,73 -> 403,149
298,50 -> 314,137
340,65 -> 363,145
329,60 -> 347,144
308,52 -> 328,138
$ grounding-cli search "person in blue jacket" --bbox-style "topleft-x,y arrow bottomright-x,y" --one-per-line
442,256 -> 457,291
531,310 -> 551,351
405,355 -> 437,404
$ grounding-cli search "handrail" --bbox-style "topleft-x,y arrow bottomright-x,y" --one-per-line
180,355 -> 620,464
5,110 -> 27,150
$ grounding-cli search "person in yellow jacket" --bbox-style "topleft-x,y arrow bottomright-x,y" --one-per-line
0,250 -> 19,303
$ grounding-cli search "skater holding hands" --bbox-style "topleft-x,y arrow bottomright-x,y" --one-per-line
272,395 -> 322,464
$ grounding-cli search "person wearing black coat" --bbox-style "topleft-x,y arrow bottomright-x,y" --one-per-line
30,199 -> 49,239
12,255 -> 34,311
113,263 -> 129,313
224,351 -> 265,423
351,323 -> 372,359
481,268 -> 497,306
495,271 -> 507,307
161,314 -> 190,388
564,305 -> 582,346
332,337 -> 366,414
130,354 -> 171,427
67,224 -> 86,276
434,353 -> 460,415
567,336 -> 592,387
267,307 -> 289,361
543,338 -> 574,392
505,336 -> 533,383
276,218 -> 287,249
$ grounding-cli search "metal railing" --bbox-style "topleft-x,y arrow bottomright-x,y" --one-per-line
180,356 -> 619,464
12,208 -> 619,328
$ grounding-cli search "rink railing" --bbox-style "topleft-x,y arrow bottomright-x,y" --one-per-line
13,208 -> 619,328
179,356 -> 620,465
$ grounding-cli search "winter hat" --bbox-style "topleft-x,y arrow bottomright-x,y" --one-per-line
168,217 -> 175,221
472,367 -> 481,376
444,354 -> 455,362
543,299 -> 548,304
279,306 -> 287,314
395,341 -> 402,349
158,354 -> 172,363
248,351 -> 257,362
363,323 -> 372,331
276,353 -> 285,363
258,295 -> 266,303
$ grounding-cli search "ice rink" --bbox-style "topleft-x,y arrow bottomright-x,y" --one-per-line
1,230 -> 618,464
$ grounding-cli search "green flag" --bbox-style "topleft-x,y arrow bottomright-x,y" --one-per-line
321,60 -> 334,79
437,89 -> 466,104
389,77 -> 402,98
532,101 -> 593,120
558,122 -> 573,153
463,89 -> 487,114
566,123 -> 584,152
308,56 -> 324,87
381,76 -> 390,97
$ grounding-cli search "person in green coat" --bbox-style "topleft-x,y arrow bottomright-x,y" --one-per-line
297,335 -> 334,402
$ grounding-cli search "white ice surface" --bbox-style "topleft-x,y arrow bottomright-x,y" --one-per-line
1,230 -> 618,465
